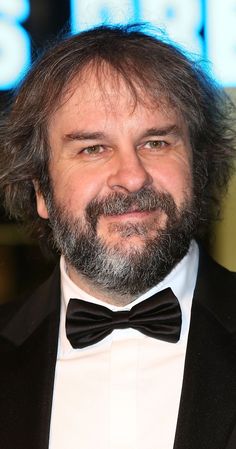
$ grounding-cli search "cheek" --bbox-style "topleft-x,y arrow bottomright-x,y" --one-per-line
151,161 -> 193,201
50,168 -> 107,214
169,167 -> 192,194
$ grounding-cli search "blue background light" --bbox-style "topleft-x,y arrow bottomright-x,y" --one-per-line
0,0 -> 31,90
0,0 -> 236,90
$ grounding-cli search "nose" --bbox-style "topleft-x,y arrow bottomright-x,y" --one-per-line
107,148 -> 153,193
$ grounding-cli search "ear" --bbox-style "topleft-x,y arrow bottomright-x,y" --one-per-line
33,180 -> 49,219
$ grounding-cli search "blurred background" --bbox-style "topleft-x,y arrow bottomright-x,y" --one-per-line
0,0 -> 235,302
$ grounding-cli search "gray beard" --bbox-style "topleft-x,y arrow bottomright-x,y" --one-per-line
46,188 -> 199,297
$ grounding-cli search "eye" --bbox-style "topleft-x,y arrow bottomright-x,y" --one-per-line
81,145 -> 104,155
144,140 -> 168,150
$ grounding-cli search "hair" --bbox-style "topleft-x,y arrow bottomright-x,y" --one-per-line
0,23 -> 235,250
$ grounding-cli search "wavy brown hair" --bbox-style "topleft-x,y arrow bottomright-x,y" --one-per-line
0,24 -> 235,249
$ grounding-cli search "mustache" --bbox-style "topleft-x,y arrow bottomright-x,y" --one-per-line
85,188 -> 177,229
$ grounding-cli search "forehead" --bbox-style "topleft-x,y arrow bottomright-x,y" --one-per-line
49,65 -> 184,131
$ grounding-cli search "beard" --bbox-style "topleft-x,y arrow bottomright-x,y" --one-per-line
45,187 -> 199,297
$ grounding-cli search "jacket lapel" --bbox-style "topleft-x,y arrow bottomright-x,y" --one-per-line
174,253 -> 236,449
0,266 -> 61,449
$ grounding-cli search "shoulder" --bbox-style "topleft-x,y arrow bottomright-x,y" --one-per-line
0,264 -> 61,347
197,248 -> 236,291
195,247 -> 236,332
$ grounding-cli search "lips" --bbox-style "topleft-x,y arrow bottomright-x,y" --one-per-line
103,209 -> 158,221
104,204 -> 158,216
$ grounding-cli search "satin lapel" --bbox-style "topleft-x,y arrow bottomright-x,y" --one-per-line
0,266 -> 61,449
174,253 -> 236,449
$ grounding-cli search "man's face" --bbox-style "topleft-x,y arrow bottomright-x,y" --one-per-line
36,69 -> 197,302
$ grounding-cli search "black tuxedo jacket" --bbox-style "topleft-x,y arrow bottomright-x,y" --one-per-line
1,252 -> 236,449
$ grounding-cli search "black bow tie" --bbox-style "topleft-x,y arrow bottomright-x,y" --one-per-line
66,288 -> 182,349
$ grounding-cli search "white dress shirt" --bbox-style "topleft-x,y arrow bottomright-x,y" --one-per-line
49,241 -> 199,449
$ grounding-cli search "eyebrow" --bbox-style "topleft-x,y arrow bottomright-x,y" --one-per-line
141,125 -> 181,139
63,131 -> 107,141
63,124 -> 182,142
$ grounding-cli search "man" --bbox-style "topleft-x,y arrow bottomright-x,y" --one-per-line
0,24 -> 236,449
